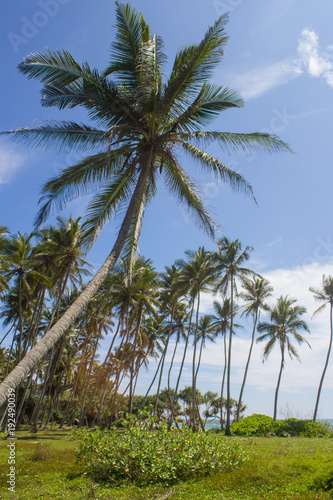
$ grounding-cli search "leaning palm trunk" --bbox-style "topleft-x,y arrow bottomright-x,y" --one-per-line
313,304 -> 333,421
0,165 -> 150,407
236,310 -> 258,422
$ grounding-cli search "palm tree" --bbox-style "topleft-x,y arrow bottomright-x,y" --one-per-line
210,298 -> 240,430
310,275 -> 333,421
256,295 -> 310,420
177,247 -> 216,431
0,2 -> 291,406
0,225 -> 10,296
236,276 -> 273,421
215,237 -> 252,435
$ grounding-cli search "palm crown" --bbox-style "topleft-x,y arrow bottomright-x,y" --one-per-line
5,2 -> 291,250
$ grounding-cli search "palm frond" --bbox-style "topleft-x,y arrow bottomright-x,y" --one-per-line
41,81 -> 85,109
161,149 -> 217,240
180,141 -> 255,198
2,121 -> 108,152
180,131 -> 294,155
160,14 -> 229,118
82,167 -> 139,247
18,49 -> 88,86
168,84 -> 243,132
104,1 -> 151,81
34,151 -> 128,227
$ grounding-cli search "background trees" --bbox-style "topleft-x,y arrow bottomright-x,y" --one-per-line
310,276 -> 333,421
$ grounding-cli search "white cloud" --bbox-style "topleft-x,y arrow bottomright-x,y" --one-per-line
226,28 -> 333,100
298,28 -> 333,86
228,58 -> 302,100
0,141 -> 27,184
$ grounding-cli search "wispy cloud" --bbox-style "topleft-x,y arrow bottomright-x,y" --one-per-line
229,58 -> 302,100
226,28 -> 333,100
0,141 -> 27,184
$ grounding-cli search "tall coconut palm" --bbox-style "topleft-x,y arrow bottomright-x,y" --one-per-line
256,295 -> 310,420
177,247 -> 217,431
236,276 -> 273,421
0,2 -> 291,406
310,275 -> 333,421
210,298 -> 240,430
151,265 -> 183,417
214,238 -> 252,435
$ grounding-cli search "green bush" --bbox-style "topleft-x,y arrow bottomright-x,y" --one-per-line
231,415 -> 333,437
274,418 -> 333,437
231,414 -> 274,436
76,413 -> 247,486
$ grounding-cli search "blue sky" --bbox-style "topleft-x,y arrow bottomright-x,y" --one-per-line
1,0 -> 333,419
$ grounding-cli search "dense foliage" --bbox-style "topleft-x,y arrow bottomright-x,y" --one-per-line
76,413 -> 247,485
231,414 -> 333,437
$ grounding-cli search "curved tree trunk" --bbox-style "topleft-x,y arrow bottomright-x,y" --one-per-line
236,310 -> 258,422
273,345 -> 285,420
0,164 -> 150,408
313,303 -> 333,421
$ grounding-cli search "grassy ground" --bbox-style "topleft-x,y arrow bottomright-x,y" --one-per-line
0,429 -> 332,499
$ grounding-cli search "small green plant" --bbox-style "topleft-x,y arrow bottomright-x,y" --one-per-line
30,442 -> 50,461
76,413 -> 247,486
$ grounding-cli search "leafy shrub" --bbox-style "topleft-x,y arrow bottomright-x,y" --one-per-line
274,418 -> 333,437
231,415 -> 333,437
76,413 -> 247,486
231,414 -> 274,436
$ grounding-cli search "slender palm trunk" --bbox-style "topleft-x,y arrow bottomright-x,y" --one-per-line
273,345 -> 285,420
167,333 -> 180,403
192,293 -> 200,432
153,307 -> 174,418
237,310 -> 258,422
0,164 -> 150,408
313,303 -> 333,421
169,303 -> 194,428
225,277 -> 234,436
220,333 -> 227,431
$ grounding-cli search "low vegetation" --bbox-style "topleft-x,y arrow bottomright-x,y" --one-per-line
76,413 -> 247,486
0,425 -> 333,499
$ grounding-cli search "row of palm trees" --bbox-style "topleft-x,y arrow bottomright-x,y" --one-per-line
1,219 -> 331,431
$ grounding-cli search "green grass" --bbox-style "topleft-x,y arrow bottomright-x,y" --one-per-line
0,429 -> 332,499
